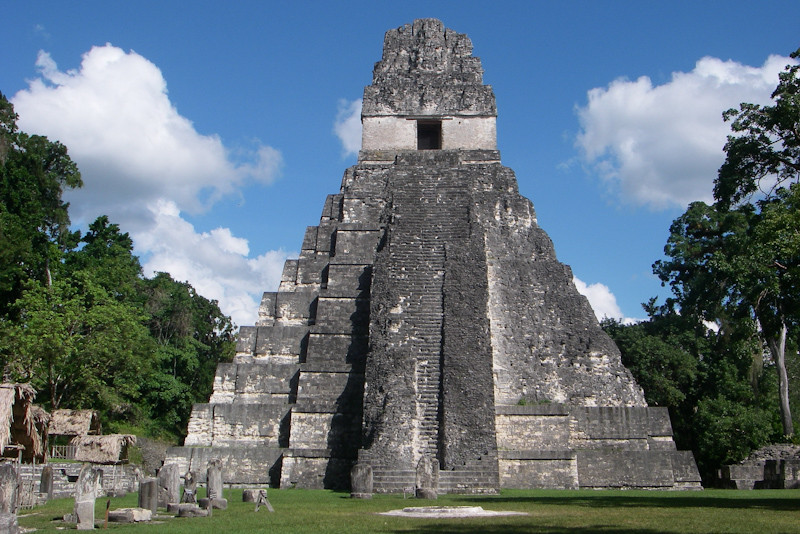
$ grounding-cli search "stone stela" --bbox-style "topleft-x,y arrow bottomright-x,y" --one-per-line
166,18 -> 701,493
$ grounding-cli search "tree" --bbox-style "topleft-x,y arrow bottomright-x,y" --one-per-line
64,215 -> 143,302
140,272 -> 235,436
0,92 -> 81,315
604,301 -> 779,479
0,95 -> 234,441
5,272 -> 151,410
655,50 -> 800,437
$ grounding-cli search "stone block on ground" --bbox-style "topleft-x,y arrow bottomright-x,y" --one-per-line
198,497 -> 228,510
108,508 -> 152,523
176,503 -> 209,518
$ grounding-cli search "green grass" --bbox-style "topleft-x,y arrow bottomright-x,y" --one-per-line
18,488 -> 800,533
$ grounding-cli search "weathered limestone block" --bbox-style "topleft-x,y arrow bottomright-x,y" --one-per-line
498,450 -> 578,490
40,464 -> 54,501
332,229 -> 381,263
280,452 -> 351,490
0,463 -> 20,534
314,297 -> 369,334
108,508 -> 152,523
350,463 -> 373,499
209,363 -> 299,404
0,514 -> 20,534
208,364 -> 238,404
257,292 -> 278,326
74,464 -> 103,530
341,197 -> 382,224
254,325 -> 309,356
296,256 -> 328,285
235,326 -> 259,353
276,291 -> 318,322
495,412 -> 571,451
184,404 -> 213,446
157,463 -> 181,508
206,459 -> 223,499
302,226 -> 318,250
0,466 -> 14,514
577,450 -> 676,489
415,456 -> 438,500
198,497 -> 227,510
176,503 -> 209,517
305,333 -> 368,367
138,478 -> 158,514
210,403 -> 288,446
279,260 -> 299,288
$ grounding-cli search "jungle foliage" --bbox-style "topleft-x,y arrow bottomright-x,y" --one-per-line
0,93 -> 234,441
605,49 -> 800,480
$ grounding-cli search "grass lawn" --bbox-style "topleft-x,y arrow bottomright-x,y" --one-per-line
18,487 -> 800,533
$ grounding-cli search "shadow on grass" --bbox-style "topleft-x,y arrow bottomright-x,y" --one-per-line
456,493 -> 800,511
388,524 -> 666,534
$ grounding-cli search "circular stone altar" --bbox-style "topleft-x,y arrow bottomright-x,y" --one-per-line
380,506 -> 528,518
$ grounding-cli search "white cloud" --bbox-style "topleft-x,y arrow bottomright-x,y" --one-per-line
576,54 -> 794,210
11,45 -> 288,326
139,201 -> 290,326
574,277 -> 637,324
334,98 -> 362,156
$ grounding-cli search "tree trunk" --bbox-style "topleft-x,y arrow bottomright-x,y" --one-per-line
767,321 -> 793,437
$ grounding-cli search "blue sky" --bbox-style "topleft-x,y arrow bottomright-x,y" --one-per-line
3,1 -> 798,326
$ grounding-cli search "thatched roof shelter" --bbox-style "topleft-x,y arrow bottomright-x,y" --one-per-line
48,409 -> 101,438
0,383 -> 49,462
71,434 -> 136,464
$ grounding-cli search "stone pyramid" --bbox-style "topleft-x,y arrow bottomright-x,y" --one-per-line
166,19 -> 701,492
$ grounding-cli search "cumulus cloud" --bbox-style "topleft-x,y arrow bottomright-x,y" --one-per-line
576,55 -> 794,210
574,277 -> 637,324
334,98 -> 362,156
14,46 -> 281,222
139,201 -> 290,326
11,45 -> 288,326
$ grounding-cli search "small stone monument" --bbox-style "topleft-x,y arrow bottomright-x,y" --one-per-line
182,471 -> 197,503
74,464 -> 103,530
415,456 -> 438,500
200,458 -> 227,509
0,463 -> 20,534
157,464 -> 181,508
40,464 -> 54,501
350,463 -> 373,499
138,477 -> 158,514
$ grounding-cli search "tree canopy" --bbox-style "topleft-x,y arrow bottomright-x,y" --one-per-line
0,94 -> 234,441
655,49 -> 800,438
607,49 -> 800,482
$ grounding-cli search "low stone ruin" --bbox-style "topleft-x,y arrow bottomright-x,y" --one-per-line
718,444 -> 800,489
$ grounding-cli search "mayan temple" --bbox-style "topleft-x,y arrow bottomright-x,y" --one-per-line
166,19 -> 701,492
